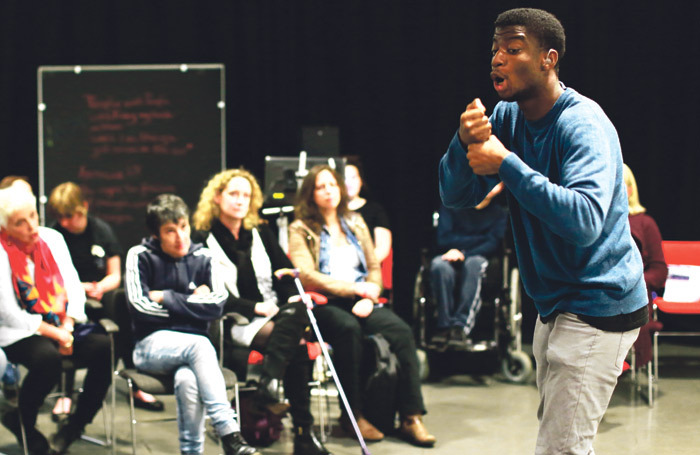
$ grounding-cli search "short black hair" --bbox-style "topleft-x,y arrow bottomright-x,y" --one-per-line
146,194 -> 189,236
495,8 -> 566,65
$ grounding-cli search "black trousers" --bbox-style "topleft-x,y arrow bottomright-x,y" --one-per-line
3,333 -> 111,430
312,300 -> 426,416
256,300 -> 314,428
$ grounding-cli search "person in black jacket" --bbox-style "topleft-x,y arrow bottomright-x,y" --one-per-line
125,194 -> 258,455
192,168 -> 330,455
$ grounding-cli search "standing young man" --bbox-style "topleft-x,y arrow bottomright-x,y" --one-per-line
439,8 -> 648,454
125,194 -> 259,455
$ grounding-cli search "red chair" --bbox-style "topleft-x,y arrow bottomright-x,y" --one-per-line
378,248 -> 393,305
652,241 -> 700,402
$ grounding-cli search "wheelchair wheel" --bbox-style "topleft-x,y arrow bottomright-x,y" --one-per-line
416,348 -> 429,382
508,268 -> 522,346
501,350 -> 533,384
412,265 -> 428,347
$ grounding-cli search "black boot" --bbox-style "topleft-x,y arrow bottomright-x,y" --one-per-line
49,419 -> 84,454
220,431 -> 261,455
253,374 -> 290,415
293,426 -> 332,455
2,409 -> 50,455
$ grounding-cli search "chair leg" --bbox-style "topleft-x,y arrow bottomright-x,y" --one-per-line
127,378 -> 137,455
18,406 -> 29,455
110,333 -> 117,455
653,331 -> 659,382
647,360 -> 653,408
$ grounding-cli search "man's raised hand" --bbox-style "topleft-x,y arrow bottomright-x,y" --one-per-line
459,98 -> 491,146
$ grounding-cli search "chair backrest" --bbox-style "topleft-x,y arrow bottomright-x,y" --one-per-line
381,248 -> 393,291
662,241 -> 700,266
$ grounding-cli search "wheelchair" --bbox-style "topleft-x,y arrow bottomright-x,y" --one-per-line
412,222 -> 533,384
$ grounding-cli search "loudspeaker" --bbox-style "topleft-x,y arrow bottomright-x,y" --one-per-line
301,126 -> 340,157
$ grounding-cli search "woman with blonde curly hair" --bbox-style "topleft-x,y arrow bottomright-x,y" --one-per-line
623,164 -> 667,367
192,168 -> 331,455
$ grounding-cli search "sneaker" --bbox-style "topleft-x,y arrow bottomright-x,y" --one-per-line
430,328 -> 450,345
448,326 -> 471,347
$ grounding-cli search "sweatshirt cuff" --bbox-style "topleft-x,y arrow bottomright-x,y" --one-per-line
499,152 -> 525,190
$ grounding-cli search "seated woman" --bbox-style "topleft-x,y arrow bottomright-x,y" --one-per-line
288,164 -> 436,448
191,168 -> 331,455
343,158 -> 392,263
47,182 -> 163,415
624,164 -> 667,367
0,185 -> 111,455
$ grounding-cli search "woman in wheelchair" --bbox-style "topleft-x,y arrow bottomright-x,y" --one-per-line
192,168 -> 331,455
288,164 -> 436,448
0,184 -> 112,455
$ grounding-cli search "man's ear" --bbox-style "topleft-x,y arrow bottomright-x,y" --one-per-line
542,49 -> 558,69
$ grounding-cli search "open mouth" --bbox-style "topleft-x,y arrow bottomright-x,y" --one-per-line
491,73 -> 505,86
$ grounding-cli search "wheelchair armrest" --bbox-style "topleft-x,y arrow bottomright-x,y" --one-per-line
98,318 -> 120,334
85,298 -> 104,311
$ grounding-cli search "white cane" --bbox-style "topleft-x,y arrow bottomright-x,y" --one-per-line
275,268 -> 372,455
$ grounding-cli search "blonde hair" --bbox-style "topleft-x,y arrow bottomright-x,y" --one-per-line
192,168 -> 264,231
623,164 -> 646,216
0,186 -> 37,229
47,182 -> 88,218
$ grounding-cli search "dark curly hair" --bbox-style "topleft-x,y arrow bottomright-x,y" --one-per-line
294,164 -> 349,234
495,8 -> 566,71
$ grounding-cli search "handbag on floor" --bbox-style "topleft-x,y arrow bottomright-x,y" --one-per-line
361,333 -> 399,433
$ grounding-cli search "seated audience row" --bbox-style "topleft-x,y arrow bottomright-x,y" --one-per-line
0,164 -> 432,454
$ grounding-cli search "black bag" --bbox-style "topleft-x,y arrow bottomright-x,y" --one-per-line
234,389 -> 284,447
361,333 -> 399,433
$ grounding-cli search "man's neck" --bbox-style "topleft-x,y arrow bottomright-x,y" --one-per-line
518,77 -> 564,122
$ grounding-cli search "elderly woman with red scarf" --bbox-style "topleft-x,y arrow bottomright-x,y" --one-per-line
0,185 -> 111,455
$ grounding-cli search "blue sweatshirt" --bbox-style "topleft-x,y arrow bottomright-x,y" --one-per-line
125,237 -> 228,340
439,86 -> 647,319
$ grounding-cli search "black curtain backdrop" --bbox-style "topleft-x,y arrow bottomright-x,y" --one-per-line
2,0 -> 698,325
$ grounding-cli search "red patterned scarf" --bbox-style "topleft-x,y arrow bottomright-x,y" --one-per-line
0,231 -> 67,326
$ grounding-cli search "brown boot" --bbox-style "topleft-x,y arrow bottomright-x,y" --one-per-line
339,413 -> 384,442
399,414 -> 436,447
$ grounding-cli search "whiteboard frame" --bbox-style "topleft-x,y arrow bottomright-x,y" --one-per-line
36,63 -> 226,224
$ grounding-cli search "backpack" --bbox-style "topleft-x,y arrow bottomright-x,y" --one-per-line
235,389 -> 284,447
360,333 -> 399,433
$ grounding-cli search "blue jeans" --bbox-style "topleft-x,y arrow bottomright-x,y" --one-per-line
430,254 -> 488,334
133,330 -> 238,454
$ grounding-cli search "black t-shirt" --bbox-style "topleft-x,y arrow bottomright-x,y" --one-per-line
354,199 -> 391,241
52,216 -> 123,282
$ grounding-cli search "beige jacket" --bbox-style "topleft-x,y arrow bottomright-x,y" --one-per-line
288,213 -> 382,301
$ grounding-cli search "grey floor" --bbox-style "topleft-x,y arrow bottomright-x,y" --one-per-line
2,341 -> 699,455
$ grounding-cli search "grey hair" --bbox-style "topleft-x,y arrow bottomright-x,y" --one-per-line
0,186 -> 37,229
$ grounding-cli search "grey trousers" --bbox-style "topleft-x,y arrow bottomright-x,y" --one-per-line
533,312 -> 639,455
